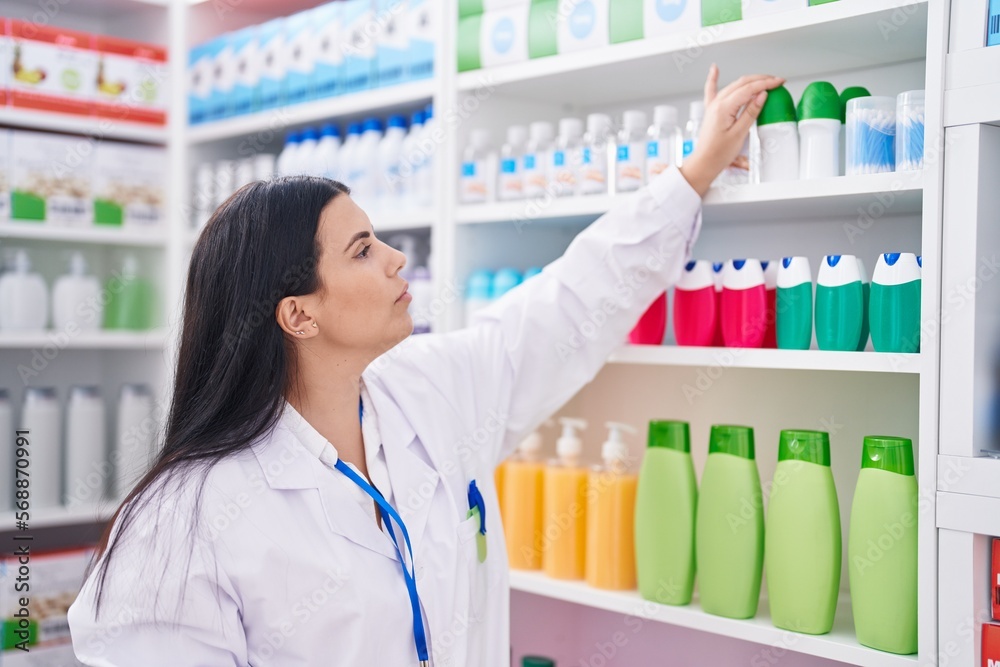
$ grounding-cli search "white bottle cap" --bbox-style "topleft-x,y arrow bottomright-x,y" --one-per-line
529,121 -> 554,143
507,124 -> 528,147
677,259 -> 714,291
817,255 -> 862,287
722,259 -> 765,290
622,110 -> 647,133
653,105 -> 678,127
518,429 -> 543,458
558,118 -> 584,141
602,421 -> 635,465
712,262 -> 724,292
872,253 -> 921,286
557,417 -> 587,460
13,249 -> 32,273
469,129 -> 491,150
689,101 -> 705,120
68,251 -> 88,276
761,259 -> 779,290
777,256 -> 812,288
586,113 -> 612,136
856,256 -> 870,285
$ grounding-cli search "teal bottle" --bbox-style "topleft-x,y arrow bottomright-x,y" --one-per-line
856,257 -> 870,350
870,253 -> 921,353
776,256 -> 812,350
815,254 -> 863,351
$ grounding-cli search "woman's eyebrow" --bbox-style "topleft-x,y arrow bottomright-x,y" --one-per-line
344,231 -> 371,253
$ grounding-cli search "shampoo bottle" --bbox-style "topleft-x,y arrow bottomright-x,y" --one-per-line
628,293 -> 667,345
543,417 -> 588,580
696,424 -> 764,619
53,252 -> 102,332
673,260 -> 717,347
504,428 -> 546,570
586,422 -> 638,590
65,386 -> 107,505
0,249 -> 49,331
721,259 -> 767,348
104,255 -> 154,330
815,254 -> 863,351
21,388 -> 61,509
870,253 -> 921,353
635,420 -> 696,605
765,430 -> 841,635
762,260 -> 778,348
776,256 -> 812,350
857,257 -> 871,351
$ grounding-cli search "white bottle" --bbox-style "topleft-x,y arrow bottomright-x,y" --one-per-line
379,115 -> 408,206
646,105 -> 682,182
409,266 -> 433,335
64,386 -> 106,506
579,113 -> 612,196
460,129 -> 493,204
20,387 -> 61,509
616,110 -> 648,193
0,390 -> 11,511
399,111 -> 424,206
193,162 -> 215,228
417,103 -> 435,208
52,252 -> 102,332
340,122 -> 363,187
498,125 -> 528,201
683,101 -> 705,162
314,124 -> 341,180
115,384 -> 154,499
0,249 -> 49,331
296,127 -> 320,176
552,117 -> 584,198
523,121 -> 555,199
276,131 -> 301,177
355,117 -> 384,209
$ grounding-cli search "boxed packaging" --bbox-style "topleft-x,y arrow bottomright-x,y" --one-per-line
231,26 -> 261,116
480,4 -> 531,68
408,0 -> 436,80
285,10 -> 317,105
460,0 -> 527,18
702,0 -> 741,25
9,20 -> 97,117
742,0 -> 807,19
0,19 -> 11,107
93,142 -> 166,229
94,36 -> 168,125
993,537 -> 999,621
376,0 -> 410,87
257,18 -> 288,110
0,130 -> 9,222
557,0 -> 610,54
644,0 -> 702,38
208,33 -> 236,121
343,0 -> 377,93
10,130 -> 93,226
188,41 -> 215,124
990,0 -> 1000,47
312,2 -> 345,99
457,14 -> 484,72
985,623 -> 1000,667
529,0 -> 558,59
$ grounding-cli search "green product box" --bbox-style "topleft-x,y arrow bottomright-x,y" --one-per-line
529,0 -> 558,59
702,0 -> 741,26
610,0 -> 643,43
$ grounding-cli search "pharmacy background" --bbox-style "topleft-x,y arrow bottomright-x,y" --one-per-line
1,0 -> 1000,665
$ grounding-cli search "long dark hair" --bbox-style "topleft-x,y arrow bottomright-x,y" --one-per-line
90,176 -> 350,614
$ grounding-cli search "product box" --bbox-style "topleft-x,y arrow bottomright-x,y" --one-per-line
989,0 -> 1000,47
460,0 -> 529,18
993,537 -> 1000,620
557,0 -> 610,54
0,130 -> 10,222
480,4 -> 530,68
257,18 -> 288,110
376,0 -> 410,87
93,142 -> 165,229
312,2 -> 345,99
457,14 -> 483,72
94,36 -> 168,126
231,26 -> 261,116
285,9 -> 317,105
0,547 -> 93,653
643,0 -> 702,38
188,41 -> 215,125
10,130 -> 93,226
985,623 -> 1000,667
343,0 -> 377,93
529,0 -> 559,59
702,0 -> 741,25
0,19 -> 12,107
208,33 -> 236,121
742,0 -> 807,19
408,0 -> 436,80
9,20 -> 98,117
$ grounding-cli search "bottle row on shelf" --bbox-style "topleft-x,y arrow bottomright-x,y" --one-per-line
189,0 -> 435,125
0,383 -> 156,512
498,418 -> 917,655
0,18 -> 167,125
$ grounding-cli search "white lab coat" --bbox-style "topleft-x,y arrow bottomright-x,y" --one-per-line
67,167 -> 702,666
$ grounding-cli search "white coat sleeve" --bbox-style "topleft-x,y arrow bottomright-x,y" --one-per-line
68,482 -> 248,666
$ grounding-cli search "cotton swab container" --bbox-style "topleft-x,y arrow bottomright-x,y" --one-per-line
896,90 -> 925,172
846,96 -> 896,175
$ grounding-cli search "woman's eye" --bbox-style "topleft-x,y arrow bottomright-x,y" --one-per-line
356,243 -> 372,259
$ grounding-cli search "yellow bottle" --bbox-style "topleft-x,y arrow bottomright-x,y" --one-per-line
503,430 -> 545,570
495,460 -> 506,524
586,421 -> 638,590
543,417 -> 589,580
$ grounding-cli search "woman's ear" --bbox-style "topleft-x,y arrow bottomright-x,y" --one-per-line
275,296 -> 319,338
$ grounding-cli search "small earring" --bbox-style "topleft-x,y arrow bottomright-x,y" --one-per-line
312,322 -> 318,328
295,331 -> 304,335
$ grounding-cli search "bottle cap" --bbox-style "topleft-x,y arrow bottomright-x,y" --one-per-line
861,435 -> 914,476
559,117 -> 584,140
557,417 -> 587,460
13,249 -> 32,273
507,124 -> 528,146
817,254 -> 862,287
677,259 -> 714,291
491,268 -> 522,298
839,86 -> 871,123
301,127 -> 319,141
797,82 -> 842,121
466,270 -> 493,299
24,387 -> 57,403
761,259 -> 778,290
777,256 -> 812,288
363,117 -> 383,133
622,110 -> 647,132
586,113 -> 611,136
347,122 -> 363,135
70,385 -> 102,402
648,420 -> 690,453
529,121 -> 554,143
757,85 -> 797,126
873,252 -> 921,286
469,128 -> 491,149
708,424 -> 755,460
778,429 -> 830,466
410,110 -> 425,126
523,658 -> 555,667
689,100 -> 705,120
518,430 -> 543,457
387,114 -> 407,129
320,123 -> 340,138
712,262 -> 724,291
722,258 -> 765,290
67,251 -> 89,276
653,105 -> 678,127
602,421 -> 635,465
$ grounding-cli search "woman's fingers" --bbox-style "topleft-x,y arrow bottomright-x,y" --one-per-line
703,63 -> 720,106
717,74 -> 778,105
734,90 -> 769,134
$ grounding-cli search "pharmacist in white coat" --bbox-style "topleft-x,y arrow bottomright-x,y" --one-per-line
69,68 -> 783,666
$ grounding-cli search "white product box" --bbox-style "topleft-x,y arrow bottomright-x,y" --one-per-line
312,2 -> 345,99
94,36 -> 169,125
407,0 -> 435,80
188,41 -> 215,124
343,0 -> 377,92
0,130 -> 9,222
558,0 -> 610,53
285,10 -> 317,104
645,0 -> 702,37
93,142 -> 166,229
376,0 -> 410,86
231,26 -> 261,116
481,4 -> 530,68
209,33 -> 236,120
742,0 -> 808,19
10,131 -> 92,226
258,18 -> 288,110
8,21 -> 97,117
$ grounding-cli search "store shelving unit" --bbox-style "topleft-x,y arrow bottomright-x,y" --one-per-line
0,223 -> 169,247
0,107 -> 168,144
0,330 -> 168,350
607,345 -> 921,374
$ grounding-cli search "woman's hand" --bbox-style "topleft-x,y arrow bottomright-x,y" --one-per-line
680,65 -> 786,196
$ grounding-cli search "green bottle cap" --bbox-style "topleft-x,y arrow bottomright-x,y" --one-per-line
797,81 -> 842,121
778,430 -> 831,466
757,85 -> 797,126
839,86 -> 872,123
861,436 -> 915,476
523,658 -> 555,667
708,425 -> 755,460
648,420 -> 690,453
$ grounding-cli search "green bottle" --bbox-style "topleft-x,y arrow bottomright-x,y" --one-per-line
695,425 -> 764,619
104,255 -> 155,330
848,436 -> 918,655
776,256 -> 813,350
635,420 -> 697,606
765,430 -> 841,635
857,257 -> 870,351
870,253 -> 921,353
815,254 -> 864,351
522,658 -> 555,667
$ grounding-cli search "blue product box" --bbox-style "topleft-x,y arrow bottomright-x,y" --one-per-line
408,0 -> 435,80
342,0 -> 376,93
257,17 -> 288,110
208,32 -> 236,120
188,41 -> 215,125
376,0 -> 409,86
231,26 -> 260,116
312,2 -> 345,99
285,10 -> 316,105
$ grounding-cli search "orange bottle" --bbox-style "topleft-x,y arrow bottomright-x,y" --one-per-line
543,418 -> 589,580
503,430 -> 545,570
585,422 -> 638,590
495,461 -> 506,524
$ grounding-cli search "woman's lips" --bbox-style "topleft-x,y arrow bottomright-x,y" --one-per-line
396,282 -> 411,303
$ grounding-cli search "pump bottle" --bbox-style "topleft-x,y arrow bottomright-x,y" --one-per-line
503,428 -> 546,570
586,422 -> 638,590
542,418 -> 588,580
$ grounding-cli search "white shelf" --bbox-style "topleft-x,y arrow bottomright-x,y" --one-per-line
510,570 -> 916,667
0,222 -> 168,247
944,47 -> 1000,127
187,80 -> 436,144
0,107 -> 167,144
0,330 -> 169,350
457,0 -> 928,106
937,454 -> 1000,500
936,491 -> 1000,536
607,345 -> 921,374
456,172 -> 924,226
0,502 -> 116,531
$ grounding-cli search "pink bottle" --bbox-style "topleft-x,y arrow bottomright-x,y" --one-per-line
629,292 -> 667,345
721,259 -> 767,348
712,262 -> 724,346
673,260 -> 717,347
761,260 -> 778,348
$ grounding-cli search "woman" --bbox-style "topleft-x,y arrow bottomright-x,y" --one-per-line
69,68 -> 782,666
